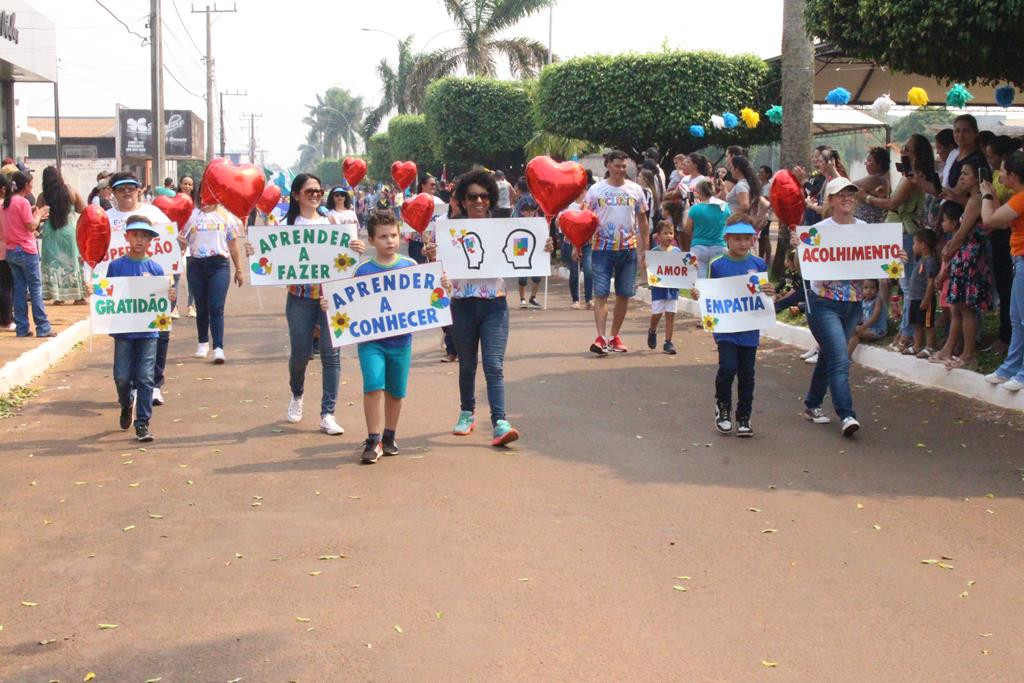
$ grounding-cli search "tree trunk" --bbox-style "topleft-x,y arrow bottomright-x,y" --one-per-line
776,0 -> 814,277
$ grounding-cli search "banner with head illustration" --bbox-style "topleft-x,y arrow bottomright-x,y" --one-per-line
696,272 -> 775,334
796,222 -> 904,281
645,250 -> 699,290
248,224 -> 361,286
433,217 -> 551,279
91,222 -> 182,278
321,262 -> 452,348
89,275 -> 174,335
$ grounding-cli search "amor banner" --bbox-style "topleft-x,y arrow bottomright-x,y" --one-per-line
645,250 -> 699,289
321,262 -> 452,348
91,222 -> 182,278
696,272 -> 775,334
434,217 -> 550,279
796,222 -> 904,281
248,224 -> 360,286
89,275 -> 173,335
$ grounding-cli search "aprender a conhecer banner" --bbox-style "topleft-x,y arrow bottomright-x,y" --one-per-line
321,261 -> 453,348
696,272 -> 775,334
796,222 -> 904,281
89,275 -> 173,335
434,217 -> 551,279
91,222 -> 182,278
248,224 -> 361,286
645,250 -> 699,289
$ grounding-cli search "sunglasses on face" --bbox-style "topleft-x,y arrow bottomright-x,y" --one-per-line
303,188 -> 324,198
466,192 -> 490,202
113,186 -> 137,194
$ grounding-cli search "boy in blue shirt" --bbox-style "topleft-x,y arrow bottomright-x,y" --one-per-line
693,222 -> 775,437
353,210 -> 419,464
106,216 -> 176,441
646,220 -> 680,354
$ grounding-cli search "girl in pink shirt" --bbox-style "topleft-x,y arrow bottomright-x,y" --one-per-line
3,171 -> 53,336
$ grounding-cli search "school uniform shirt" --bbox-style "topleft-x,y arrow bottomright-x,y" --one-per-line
707,252 -> 767,348
183,207 -> 239,259
352,256 -> 418,348
808,217 -> 867,302
287,215 -> 357,300
585,179 -> 646,251
105,255 -> 166,340
650,244 -> 680,301
106,203 -> 171,233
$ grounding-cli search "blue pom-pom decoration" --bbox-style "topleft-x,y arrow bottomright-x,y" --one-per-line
722,112 -> 739,129
689,125 -> 705,138
826,87 -> 851,106
996,85 -> 1015,108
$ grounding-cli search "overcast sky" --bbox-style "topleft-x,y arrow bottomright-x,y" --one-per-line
24,0 -> 784,166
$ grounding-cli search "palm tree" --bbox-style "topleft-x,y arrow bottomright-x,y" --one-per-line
410,0 -> 553,101
363,35 -> 425,140
303,87 -> 366,159
295,129 -> 323,174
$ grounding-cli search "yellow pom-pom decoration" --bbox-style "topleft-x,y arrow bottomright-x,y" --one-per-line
907,87 -> 929,107
741,107 -> 760,128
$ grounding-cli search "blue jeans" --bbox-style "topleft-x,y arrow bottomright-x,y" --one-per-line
561,242 -> 593,303
154,331 -> 169,389
451,297 -> 509,425
187,256 -> 231,348
805,291 -> 861,420
899,233 -> 916,337
591,248 -> 637,298
6,247 -> 51,337
995,257 -> 1024,382
286,294 -> 341,417
0,260 -> 13,327
113,336 -> 157,427
716,342 -> 757,418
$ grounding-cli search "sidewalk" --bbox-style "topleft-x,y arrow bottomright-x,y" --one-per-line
0,303 -> 91,395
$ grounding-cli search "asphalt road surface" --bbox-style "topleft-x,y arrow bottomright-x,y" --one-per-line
2,279 -> 1023,681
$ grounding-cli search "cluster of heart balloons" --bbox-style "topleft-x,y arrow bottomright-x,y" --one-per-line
525,155 -> 598,249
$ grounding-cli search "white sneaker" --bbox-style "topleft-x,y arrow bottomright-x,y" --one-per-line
1002,378 -> 1024,392
319,414 -> 344,435
212,347 -> 225,364
799,347 -> 818,360
985,372 -> 1008,385
519,299 -> 528,309
194,342 -> 209,358
804,351 -> 819,364
152,388 -> 165,406
841,416 -> 861,437
187,305 -> 197,318
287,396 -> 303,423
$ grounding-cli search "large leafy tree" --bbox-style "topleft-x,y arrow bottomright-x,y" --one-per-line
363,35 -> 427,140
302,87 -> 366,161
410,0 -> 553,102
805,0 -> 1023,86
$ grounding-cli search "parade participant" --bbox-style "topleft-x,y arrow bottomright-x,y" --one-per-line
325,187 -> 358,229
691,222 -> 774,437
178,190 -> 246,363
37,166 -> 87,304
585,150 -> 650,354
105,215 -> 176,442
3,171 -> 53,336
686,179 -> 729,278
175,174 -> 198,317
352,210 -> 421,463
515,194 -> 542,309
646,221 -> 681,355
494,170 -> 515,218
406,175 -> 445,265
562,189 -> 594,310
282,173 -> 365,435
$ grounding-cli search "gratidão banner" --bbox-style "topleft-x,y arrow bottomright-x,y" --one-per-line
89,275 -> 174,335
696,272 -> 775,334
434,217 -> 551,279
321,261 -> 453,348
248,224 -> 361,286
796,222 -> 904,281
91,222 -> 182,278
645,250 -> 699,289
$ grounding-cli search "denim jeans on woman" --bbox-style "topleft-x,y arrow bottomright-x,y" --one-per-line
113,337 -> 157,427
804,291 -> 861,420
450,296 -> 509,425
6,247 -> 52,337
561,241 -> 593,303
995,256 -> 1024,383
286,294 -> 340,417
187,256 -> 231,348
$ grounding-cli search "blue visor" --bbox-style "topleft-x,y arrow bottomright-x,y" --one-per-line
723,222 -> 757,236
111,178 -> 141,189
125,221 -> 159,235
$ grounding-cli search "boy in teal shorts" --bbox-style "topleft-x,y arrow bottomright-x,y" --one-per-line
355,210 -> 418,463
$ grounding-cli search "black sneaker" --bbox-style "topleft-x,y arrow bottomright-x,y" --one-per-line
119,402 -> 133,430
360,439 -> 383,464
382,438 -> 399,456
135,423 -> 154,442
647,328 -> 657,349
663,340 -> 677,355
715,402 -> 733,435
736,417 -> 753,438
528,297 -> 542,309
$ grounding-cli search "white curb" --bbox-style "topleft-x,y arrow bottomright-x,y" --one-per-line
0,319 -> 91,395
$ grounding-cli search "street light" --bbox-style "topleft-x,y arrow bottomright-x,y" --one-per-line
360,26 -> 460,53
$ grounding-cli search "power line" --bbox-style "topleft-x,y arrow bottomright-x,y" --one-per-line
93,0 -> 149,45
170,0 -> 204,57
164,64 -> 205,99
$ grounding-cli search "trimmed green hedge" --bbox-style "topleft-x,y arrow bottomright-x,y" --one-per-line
367,132 -> 391,183
387,114 -> 441,177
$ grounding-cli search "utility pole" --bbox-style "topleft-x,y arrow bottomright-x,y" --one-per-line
242,113 -> 262,164
192,3 -> 237,162
150,0 -> 165,185
219,89 -> 246,158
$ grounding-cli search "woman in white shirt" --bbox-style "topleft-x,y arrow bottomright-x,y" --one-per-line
325,187 -> 359,229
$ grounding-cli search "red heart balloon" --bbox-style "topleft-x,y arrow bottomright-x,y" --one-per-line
526,156 -> 587,218
770,169 -> 805,227
557,209 -> 600,249
76,205 -> 112,269
343,157 -> 367,188
153,192 -> 195,231
256,184 -> 282,214
401,193 -> 436,234
391,160 -> 417,191
202,158 -> 266,219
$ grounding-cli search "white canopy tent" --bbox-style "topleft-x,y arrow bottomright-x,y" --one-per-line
812,105 -> 890,143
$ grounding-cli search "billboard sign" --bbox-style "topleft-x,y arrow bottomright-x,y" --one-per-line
117,108 -> 204,159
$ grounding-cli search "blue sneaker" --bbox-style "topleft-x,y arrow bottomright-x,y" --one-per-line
491,419 -> 519,447
452,410 -> 476,436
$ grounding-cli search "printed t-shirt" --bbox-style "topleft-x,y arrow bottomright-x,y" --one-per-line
585,179 -> 646,251
689,202 -> 728,247
352,255 -> 417,348
1,194 -> 37,253
650,244 -> 680,301
1005,191 -> 1024,256
106,203 -> 171,232
808,217 -> 867,302
105,255 -> 166,340
286,215 -> 357,299
183,207 -> 239,259
708,252 -> 766,348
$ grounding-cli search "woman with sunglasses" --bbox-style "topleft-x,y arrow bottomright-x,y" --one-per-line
282,173 -> 365,436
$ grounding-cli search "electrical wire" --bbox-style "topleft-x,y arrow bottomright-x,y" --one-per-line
163,65 -> 206,100
170,0 -> 205,58
93,0 -> 149,44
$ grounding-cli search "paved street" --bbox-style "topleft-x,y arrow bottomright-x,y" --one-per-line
2,279 -> 1023,681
